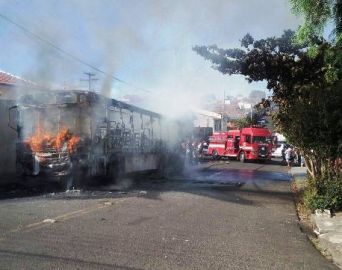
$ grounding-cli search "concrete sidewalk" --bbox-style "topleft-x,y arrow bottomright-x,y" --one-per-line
314,212 -> 342,268
290,166 -> 307,181
290,167 -> 342,269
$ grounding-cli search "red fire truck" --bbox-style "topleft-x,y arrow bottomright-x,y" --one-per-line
208,126 -> 273,162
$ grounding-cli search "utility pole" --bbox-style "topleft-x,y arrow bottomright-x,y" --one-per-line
80,72 -> 98,91
222,90 -> 227,131
223,90 -> 225,115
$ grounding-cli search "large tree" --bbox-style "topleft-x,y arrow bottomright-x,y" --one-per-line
193,30 -> 342,181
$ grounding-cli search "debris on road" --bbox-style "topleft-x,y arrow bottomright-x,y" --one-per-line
104,201 -> 113,206
66,189 -> 81,194
43,219 -> 57,224
315,209 -> 332,218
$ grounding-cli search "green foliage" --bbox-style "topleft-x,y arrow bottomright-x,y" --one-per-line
193,31 -> 342,164
304,174 -> 342,210
273,81 -> 342,163
235,105 -> 266,129
289,0 -> 342,92
307,45 -> 319,58
193,30 -> 342,207
324,44 -> 342,82
240,33 -> 254,49
290,0 -> 341,42
235,116 -> 256,129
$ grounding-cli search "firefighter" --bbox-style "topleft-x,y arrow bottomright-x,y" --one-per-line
185,140 -> 194,165
198,140 -> 207,158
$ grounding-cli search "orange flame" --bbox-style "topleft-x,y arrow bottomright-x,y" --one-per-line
27,127 -> 80,153
68,136 -> 80,153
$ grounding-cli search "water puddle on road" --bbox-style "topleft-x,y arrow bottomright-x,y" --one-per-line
177,167 -> 291,188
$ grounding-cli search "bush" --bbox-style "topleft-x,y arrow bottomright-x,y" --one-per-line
304,174 -> 342,211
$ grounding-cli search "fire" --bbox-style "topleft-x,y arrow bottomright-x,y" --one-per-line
55,128 -> 70,150
68,136 -> 80,153
27,127 -> 80,153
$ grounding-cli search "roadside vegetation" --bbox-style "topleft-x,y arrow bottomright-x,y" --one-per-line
234,110 -> 260,129
193,0 -> 342,211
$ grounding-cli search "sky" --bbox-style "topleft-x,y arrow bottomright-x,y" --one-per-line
0,0 -> 302,115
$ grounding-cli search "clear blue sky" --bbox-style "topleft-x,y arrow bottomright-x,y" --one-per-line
0,0 -> 301,114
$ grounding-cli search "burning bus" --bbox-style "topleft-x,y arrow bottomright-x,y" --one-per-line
8,90 -> 188,189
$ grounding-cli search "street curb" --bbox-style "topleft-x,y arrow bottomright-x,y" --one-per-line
290,168 -> 342,270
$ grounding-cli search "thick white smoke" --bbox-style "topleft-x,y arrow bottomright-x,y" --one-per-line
0,0 -> 302,117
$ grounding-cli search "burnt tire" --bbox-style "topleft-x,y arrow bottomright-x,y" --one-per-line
59,174 -> 74,190
239,151 -> 245,163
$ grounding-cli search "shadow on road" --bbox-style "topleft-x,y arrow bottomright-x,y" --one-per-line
0,249 -> 144,270
0,182 -> 65,200
0,160 -> 293,208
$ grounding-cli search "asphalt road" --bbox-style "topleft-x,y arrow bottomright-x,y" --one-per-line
0,160 -> 338,270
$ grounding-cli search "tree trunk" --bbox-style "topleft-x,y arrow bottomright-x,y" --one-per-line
306,156 -> 315,178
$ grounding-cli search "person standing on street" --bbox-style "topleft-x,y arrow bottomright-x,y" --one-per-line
285,146 -> 293,167
299,151 -> 305,167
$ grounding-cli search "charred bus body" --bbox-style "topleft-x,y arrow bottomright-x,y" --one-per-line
9,90 -> 188,188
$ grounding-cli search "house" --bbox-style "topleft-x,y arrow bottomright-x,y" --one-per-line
192,108 -> 222,132
0,70 -> 40,100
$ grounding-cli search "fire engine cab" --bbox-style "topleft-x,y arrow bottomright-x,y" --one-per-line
208,126 -> 273,162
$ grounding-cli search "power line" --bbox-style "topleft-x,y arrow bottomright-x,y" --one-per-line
0,13 -> 152,94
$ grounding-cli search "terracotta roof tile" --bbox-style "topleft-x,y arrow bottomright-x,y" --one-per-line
0,70 -> 36,86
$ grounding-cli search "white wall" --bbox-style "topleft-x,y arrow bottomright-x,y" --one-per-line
193,111 -> 221,131
0,100 -> 17,183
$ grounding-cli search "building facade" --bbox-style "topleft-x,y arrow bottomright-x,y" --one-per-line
192,109 -> 222,132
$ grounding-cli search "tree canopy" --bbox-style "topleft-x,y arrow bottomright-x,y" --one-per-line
290,0 -> 342,42
193,0 -> 342,210
193,30 -> 342,180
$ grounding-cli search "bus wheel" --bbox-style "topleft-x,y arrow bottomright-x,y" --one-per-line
212,150 -> 220,160
239,151 -> 245,163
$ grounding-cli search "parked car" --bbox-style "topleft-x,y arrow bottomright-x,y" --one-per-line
272,142 -> 287,158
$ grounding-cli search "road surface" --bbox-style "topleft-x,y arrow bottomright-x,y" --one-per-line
0,160 -> 338,269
